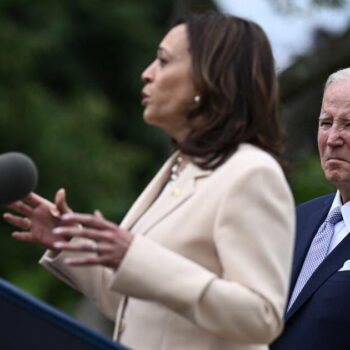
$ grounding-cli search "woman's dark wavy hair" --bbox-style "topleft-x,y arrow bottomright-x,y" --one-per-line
175,13 -> 286,172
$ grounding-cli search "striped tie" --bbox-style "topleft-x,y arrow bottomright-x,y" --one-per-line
287,206 -> 342,310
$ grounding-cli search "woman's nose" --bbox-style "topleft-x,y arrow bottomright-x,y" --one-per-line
141,61 -> 155,83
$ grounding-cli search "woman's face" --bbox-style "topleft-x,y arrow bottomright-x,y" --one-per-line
141,24 -> 198,142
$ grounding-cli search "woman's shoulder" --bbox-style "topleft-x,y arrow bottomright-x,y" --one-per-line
224,143 -> 282,172
209,143 -> 292,204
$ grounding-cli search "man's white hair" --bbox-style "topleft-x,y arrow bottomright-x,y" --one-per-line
325,67 -> 350,89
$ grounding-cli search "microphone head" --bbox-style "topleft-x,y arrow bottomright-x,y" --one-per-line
0,152 -> 38,206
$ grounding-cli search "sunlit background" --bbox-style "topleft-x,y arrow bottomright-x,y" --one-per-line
217,0 -> 350,71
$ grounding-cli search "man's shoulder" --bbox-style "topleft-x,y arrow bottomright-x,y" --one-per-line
297,193 -> 335,213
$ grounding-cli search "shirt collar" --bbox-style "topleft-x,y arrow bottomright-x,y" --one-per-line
330,190 -> 350,232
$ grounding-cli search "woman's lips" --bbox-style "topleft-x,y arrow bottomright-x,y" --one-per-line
141,91 -> 150,106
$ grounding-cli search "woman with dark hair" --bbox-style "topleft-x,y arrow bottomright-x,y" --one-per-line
4,13 -> 295,350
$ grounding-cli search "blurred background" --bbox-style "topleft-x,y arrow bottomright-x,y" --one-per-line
0,0 -> 348,337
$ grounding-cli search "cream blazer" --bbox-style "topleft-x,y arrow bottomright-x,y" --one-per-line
40,143 -> 295,350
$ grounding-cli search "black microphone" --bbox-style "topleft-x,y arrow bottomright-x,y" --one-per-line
0,152 -> 38,206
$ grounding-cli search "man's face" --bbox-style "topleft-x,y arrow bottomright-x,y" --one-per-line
318,80 -> 350,191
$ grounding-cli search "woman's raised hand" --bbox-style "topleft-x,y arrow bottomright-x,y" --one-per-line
3,189 -> 71,250
52,210 -> 134,269
3,188 -> 133,268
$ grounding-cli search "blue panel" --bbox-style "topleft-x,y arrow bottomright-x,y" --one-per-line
0,278 -> 129,350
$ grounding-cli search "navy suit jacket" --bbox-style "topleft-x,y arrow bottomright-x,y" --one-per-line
271,193 -> 350,350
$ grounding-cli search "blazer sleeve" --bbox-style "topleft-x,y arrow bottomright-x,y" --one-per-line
39,240 -> 122,321
108,162 -> 295,344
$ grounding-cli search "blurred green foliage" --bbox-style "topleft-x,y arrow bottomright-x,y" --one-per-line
291,154 -> 336,205
0,0 -> 174,313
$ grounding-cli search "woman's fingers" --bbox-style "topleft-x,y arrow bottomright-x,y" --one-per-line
53,240 -> 114,254
3,212 -> 32,230
26,192 -> 53,207
6,192 -> 54,217
53,240 -> 97,252
7,200 -> 34,217
94,210 -> 104,219
12,231 -> 34,242
60,212 -> 117,231
53,239 -> 118,267
53,226 -> 116,243
42,209 -> 133,269
3,192 -> 77,250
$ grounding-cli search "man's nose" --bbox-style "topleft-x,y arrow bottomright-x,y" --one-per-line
327,127 -> 344,146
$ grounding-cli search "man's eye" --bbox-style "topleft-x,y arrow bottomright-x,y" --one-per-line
319,121 -> 332,127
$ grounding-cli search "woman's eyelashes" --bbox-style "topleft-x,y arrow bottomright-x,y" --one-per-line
158,57 -> 168,67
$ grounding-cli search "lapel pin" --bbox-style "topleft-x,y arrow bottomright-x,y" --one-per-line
171,188 -> 181,196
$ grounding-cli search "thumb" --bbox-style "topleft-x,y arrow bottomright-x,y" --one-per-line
94,209 -> 104,219
54,188 -> 72,215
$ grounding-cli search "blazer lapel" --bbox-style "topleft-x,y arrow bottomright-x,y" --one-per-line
120,153 -> 211,235
119,153 -> 176,230
134,162 -> 211,236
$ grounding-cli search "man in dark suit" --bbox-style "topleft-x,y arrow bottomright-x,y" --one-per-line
271,67 -> 350,350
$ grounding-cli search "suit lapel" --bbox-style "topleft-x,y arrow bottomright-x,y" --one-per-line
286,194 -> 344,321
289,196 -> 333,294
287,231 -> 350,320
